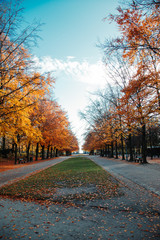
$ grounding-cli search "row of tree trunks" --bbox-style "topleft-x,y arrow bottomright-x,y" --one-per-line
13,142 -> 59,164
100,125 -> 147,163
128,125 -> 147,163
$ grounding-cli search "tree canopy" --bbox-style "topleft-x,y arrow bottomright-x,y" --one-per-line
0,1 -> 79,162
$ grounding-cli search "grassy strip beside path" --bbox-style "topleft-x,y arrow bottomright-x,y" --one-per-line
0,156 -> 120,204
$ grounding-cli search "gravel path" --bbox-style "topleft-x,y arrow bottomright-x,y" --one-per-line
0,155 -> 160,239
88,155 -> 160,197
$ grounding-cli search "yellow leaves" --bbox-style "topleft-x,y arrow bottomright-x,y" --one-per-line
0,36 -> 76,151
31,99 -> 78,151
0,33 -> 56,128
110,3 -> 160,65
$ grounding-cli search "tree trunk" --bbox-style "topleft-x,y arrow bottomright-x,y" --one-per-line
107,145 -> 109,157
2,136 -> 6,157
19,141 -> 21,155
35,143 -> 39,161
41,145 -> 45,160
50,147 -> 53,158
55,148 -> 59,157
115,140 -> 118,159
14,143 -> 17,164
104,144 -> 107,157
128,134 -> 133,161
2,136 -> 5,151
142,124 -> 147,163
149,129 -> 153,160
150,144 -> 153,160
12,140 -> 14,153
111,141 -> 114,158
47,145 -> 50,159
121,134 -> 125,160
26,142 -> 30,162
101,149 -> 104,157
53,147 -> 56,157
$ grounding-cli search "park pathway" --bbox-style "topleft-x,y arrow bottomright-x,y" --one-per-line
0,156 -> 70,188
88,155 -> 160,197
0,154 -> 160,239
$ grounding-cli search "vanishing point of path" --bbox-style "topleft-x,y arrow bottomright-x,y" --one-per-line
0,155 -> 160,239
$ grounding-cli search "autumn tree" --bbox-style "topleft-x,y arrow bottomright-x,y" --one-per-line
125,0 -> 160,11
0,0 -> 44,153
80,96 -> 109,154
102,2 -> 160,108
0,1 -> 79,162
32,99 -> 79,160
103,1 -> 160,56
82,130 -> 104,154
81,87 -> 123,158
82,0 -> 160,162
0,0 -> 42,63
98,0 -> 160,162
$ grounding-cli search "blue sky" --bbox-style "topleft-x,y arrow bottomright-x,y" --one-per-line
22,0 -> 120,151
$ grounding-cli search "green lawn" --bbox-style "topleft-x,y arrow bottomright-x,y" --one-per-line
0,156 -> 120,203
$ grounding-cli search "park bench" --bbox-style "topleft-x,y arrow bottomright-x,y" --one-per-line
134,156 -> 143,163
18,157 -> 26,164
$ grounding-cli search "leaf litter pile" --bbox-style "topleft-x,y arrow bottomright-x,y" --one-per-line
0,156 -> 120,205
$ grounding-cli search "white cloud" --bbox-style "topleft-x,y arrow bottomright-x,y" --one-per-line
67,56 -> 75,60
32,56 -> 107,86
32,56 -> 111,149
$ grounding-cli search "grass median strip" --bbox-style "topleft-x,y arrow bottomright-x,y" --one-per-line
0,156 -> 120,204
